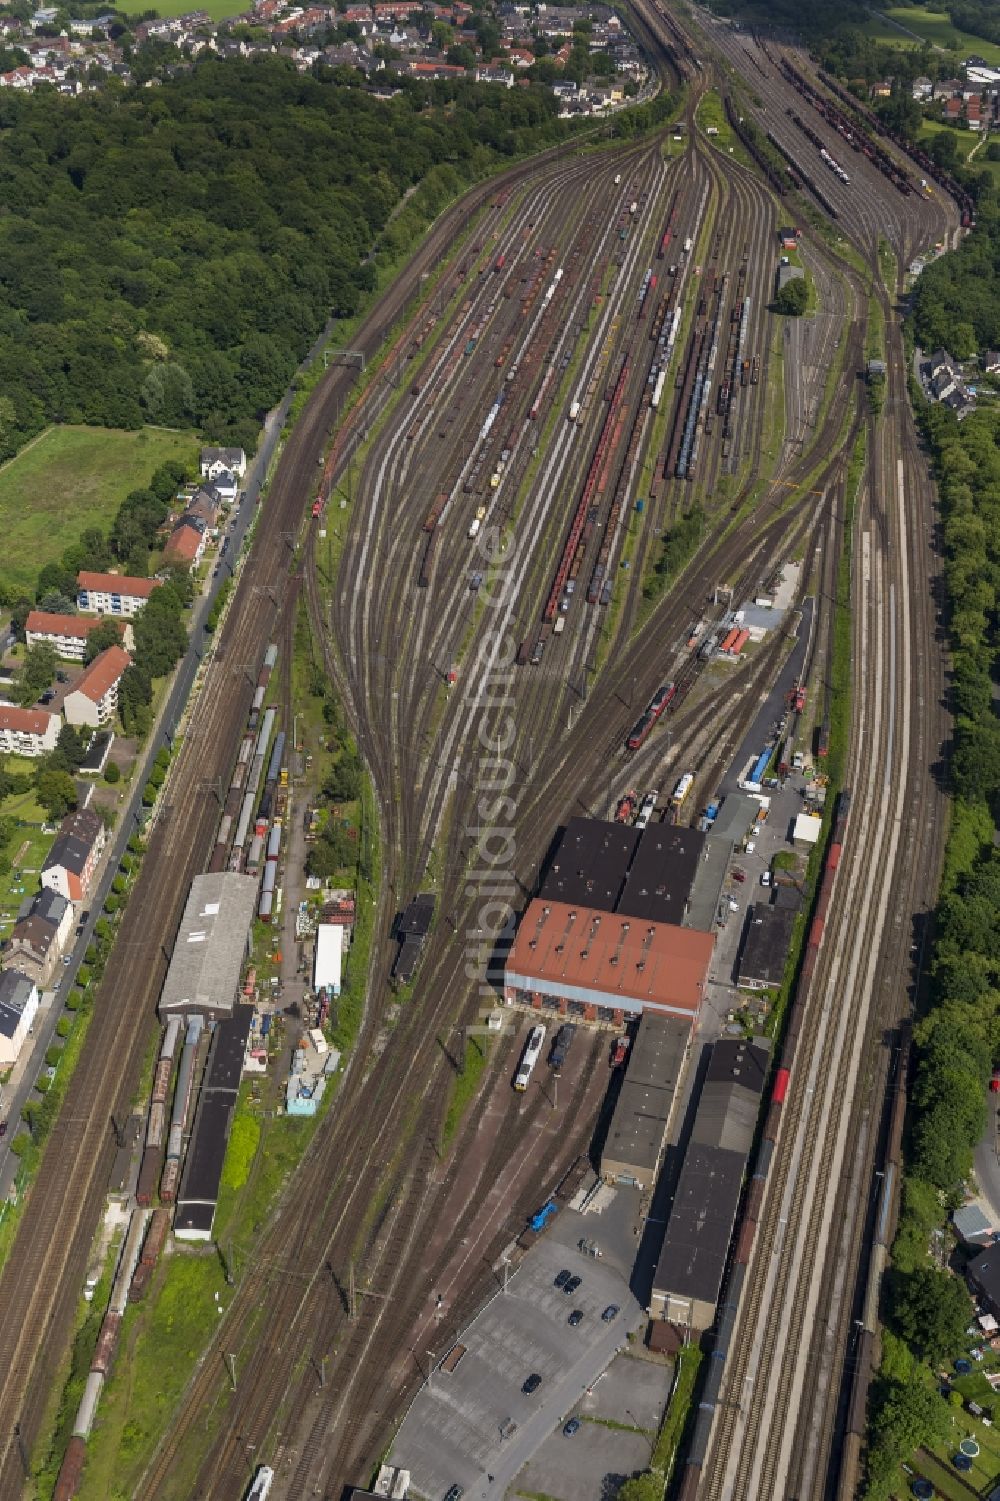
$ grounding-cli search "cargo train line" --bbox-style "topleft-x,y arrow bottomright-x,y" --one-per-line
148,64 -> 881,1501
150,148 -> 864,1499
133,138 -> 676,1497
682,298 -> 948,1501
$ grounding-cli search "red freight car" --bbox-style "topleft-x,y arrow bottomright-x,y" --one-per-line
772,1067 -> 790,1105
136,1145 -> 162,1208
52,1435 -> 87,1501
92,1311 -> 122,1377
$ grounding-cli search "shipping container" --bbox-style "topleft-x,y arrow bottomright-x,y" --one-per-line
247,833 -> 265,874
146,1102 -> 166,1150
158,1158 -> 179,1207
54,1433 -> 88,1500
152,1058 -> 172,1107
92,1311 -> 122,1377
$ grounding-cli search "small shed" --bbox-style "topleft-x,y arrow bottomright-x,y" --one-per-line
793,813 -> 822,846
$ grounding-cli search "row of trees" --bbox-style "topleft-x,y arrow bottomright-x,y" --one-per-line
0,56 -> 580,463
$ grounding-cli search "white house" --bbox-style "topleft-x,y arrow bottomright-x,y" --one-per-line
77,571 -> 160,618
62,645 -> 131,729
0,705 -> 60,757
200,446 -> 247,480
0,969 -> 39,1067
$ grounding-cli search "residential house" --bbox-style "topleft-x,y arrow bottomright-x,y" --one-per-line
0,970 -> 39,1068
199,445 -> 247,480
184,484 -> 224,529
42,806 -> 107,904
967,95 -> 983,129
163,515 -> 207,569
911,75 -> 933,101
6,913 -> 61,985
968,1246 -> 1000,1317
475,65 -> 514,86
982,350 -> 1000,374
0,706 -> 60,758
25,610 -> 132,662
62,644 -> 131,729
871,80 -> 891,99
76,570 -> 160,617
934,76 -> 964,99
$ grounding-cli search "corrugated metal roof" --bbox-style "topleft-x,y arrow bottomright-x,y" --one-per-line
158,873 -> 257,1018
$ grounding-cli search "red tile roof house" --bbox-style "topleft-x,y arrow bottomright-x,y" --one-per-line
25,610 -> 133,661
77,570 -> 160,618
163,516 -> 207,568
41,807 -> 107,904
62,644 -> 132,729
0,705 -> 60,757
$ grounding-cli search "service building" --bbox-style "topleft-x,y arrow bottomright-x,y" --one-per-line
650,1036 -> 768,1331
600,1013 -> 691,1189
157,872 -> 258,1021
504,898 -> 714,1023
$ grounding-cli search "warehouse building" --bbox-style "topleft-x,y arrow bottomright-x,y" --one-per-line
600,1013 -> 691,1189
737,902 -> 798,990
650,1036 -> 768,1331
314,922 -> 343,995
504,898 -> 714,1023
538,817 -> 706,926
174,1006 -> 253,1241
157,872 -> 258,1021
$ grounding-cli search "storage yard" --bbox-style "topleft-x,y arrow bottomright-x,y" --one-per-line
0,3 -> 959,1499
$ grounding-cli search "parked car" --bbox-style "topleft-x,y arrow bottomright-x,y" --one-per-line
602,1305 -> 620,1322
732,869 -> 746,884
991,1069 -> 1000,1094
443,1487 -> 464,1501
563,1419 -> 581,1436
0,1122 -> 6,1138
761,870 -> 772,887
564,1275 -> 582,1295
568,1310 -> 584,1327
554,1269 -> 572,1288
523,1373 -> 542,1394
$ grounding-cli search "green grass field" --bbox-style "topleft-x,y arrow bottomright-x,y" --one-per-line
863,6 -> 1000,65
0,425 -> 196,596
148,0 -> 247,18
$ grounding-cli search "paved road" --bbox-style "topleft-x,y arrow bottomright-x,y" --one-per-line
974,1095 -> 1000,1226
0,318 -> 333,1197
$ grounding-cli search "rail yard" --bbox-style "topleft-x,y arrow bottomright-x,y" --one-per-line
0,3 -> 962,1500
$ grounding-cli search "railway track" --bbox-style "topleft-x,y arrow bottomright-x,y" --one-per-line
55,12 -> 950,1500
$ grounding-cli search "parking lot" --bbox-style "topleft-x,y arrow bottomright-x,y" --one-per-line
390,1231 -> 643,1501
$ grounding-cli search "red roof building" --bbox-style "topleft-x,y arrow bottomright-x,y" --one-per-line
62,645 -> 132,729
504,898 -> 714,1022
25,611 -> 132,661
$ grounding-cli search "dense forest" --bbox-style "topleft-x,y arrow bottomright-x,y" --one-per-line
0,56 -> 582,460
